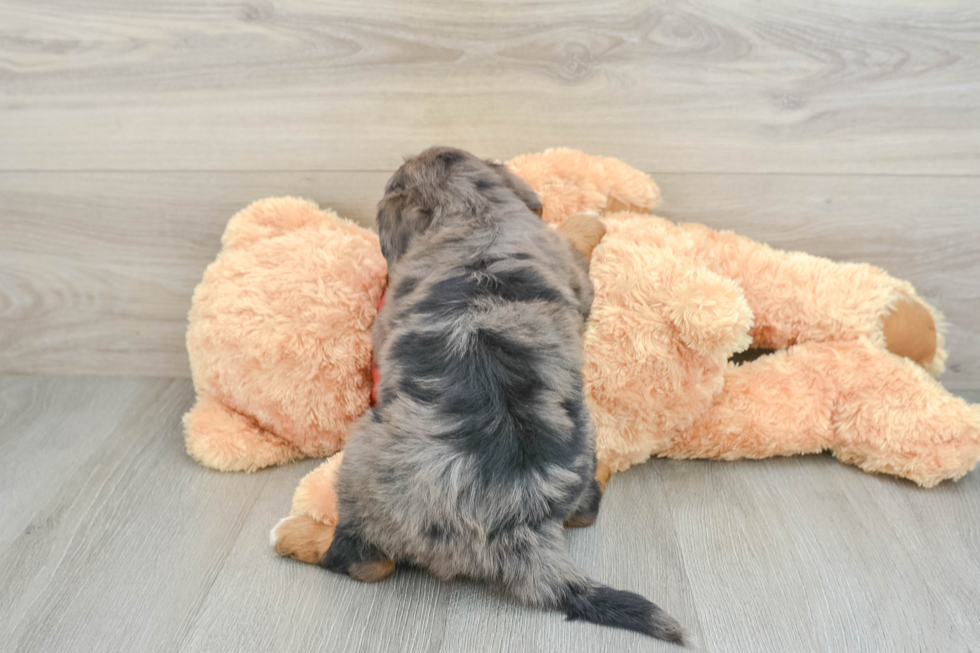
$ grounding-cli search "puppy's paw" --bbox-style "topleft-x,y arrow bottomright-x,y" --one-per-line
349,559 -> 397,583
563,512 -> 598,529
557,212 -> 606,262
270,514 -> 336,565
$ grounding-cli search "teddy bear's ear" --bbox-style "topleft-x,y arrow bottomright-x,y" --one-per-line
485,160 -> 543,216
506,149 -> 661,224
222,197 -> 339,250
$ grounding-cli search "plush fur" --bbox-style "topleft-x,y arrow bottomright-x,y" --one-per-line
184,198 -> 386,471
186,149 -> 980,491
321,147 -> 681,641
573,212 -> 973,480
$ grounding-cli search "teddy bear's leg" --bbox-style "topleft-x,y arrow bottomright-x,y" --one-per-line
662,347 -> 838,462
270,513 -> 338,566
819,340 -> 979,486
271,454 -> 341,564
668,341 -> 980,486
270,453 -> 396,581
671,223 -> 946,374
183,394 -> 305,472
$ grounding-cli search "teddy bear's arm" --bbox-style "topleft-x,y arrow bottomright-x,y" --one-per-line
184,394 -> 306,471
673,223 -> 946,374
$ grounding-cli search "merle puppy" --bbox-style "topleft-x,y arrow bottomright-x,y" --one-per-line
322,146 -> 683,643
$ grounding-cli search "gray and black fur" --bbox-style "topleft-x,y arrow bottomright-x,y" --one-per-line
322,147 -> 683,644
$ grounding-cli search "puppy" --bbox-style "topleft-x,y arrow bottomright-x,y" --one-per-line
321,147 -> 683,643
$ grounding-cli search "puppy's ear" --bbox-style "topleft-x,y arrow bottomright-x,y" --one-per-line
487,161 -> 543,216
377,196 -> 413,265
376,195 -> 436,265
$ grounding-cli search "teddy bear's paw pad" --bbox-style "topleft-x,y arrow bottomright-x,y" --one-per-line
270,514 -> 336,565
882,299 -> 937,368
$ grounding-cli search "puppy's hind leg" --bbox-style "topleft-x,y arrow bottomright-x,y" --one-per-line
320,527 -> 395,583
563,462 -> 613,529
563,479 -> 602,529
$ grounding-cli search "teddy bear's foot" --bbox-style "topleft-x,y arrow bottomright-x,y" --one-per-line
290,452 -> 344,523
270,514 -> 336,565
271,517 -> 396,584
183,395 -> 304,472
825,340 -> 980,487
271,515 -> 396,584
270,453 -> 344,565
667,221 -> 948,376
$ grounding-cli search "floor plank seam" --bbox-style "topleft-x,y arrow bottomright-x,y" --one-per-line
169,471 -> 273,651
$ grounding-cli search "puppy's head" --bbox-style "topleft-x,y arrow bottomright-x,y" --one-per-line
376,146 -> 542,265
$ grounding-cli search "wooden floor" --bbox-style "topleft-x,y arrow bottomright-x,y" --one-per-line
0,378 -> 978,653
2,1 -> 979,651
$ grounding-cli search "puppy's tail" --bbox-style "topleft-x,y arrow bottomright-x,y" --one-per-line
504,524 -> 684,643
559,582 -> 685,644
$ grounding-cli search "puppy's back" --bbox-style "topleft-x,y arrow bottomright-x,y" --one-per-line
368,207 -> 595,519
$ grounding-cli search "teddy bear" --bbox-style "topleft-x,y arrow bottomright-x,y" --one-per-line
185,150 -> 980,549
184,197 -> 387,472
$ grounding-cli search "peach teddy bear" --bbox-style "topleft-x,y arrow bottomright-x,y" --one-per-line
185,149 -> 980,562
509,151 -> 977,488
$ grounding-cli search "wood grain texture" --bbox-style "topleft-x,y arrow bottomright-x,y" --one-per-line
0,378 -> 978,652
2,171 -> 977,388
1,0 -> 979,174
0,377 -> 153,552
654,173 -> 980,390
657,454 -> 980,653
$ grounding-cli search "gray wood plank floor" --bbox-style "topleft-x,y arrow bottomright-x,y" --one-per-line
1,377 -> 979,653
